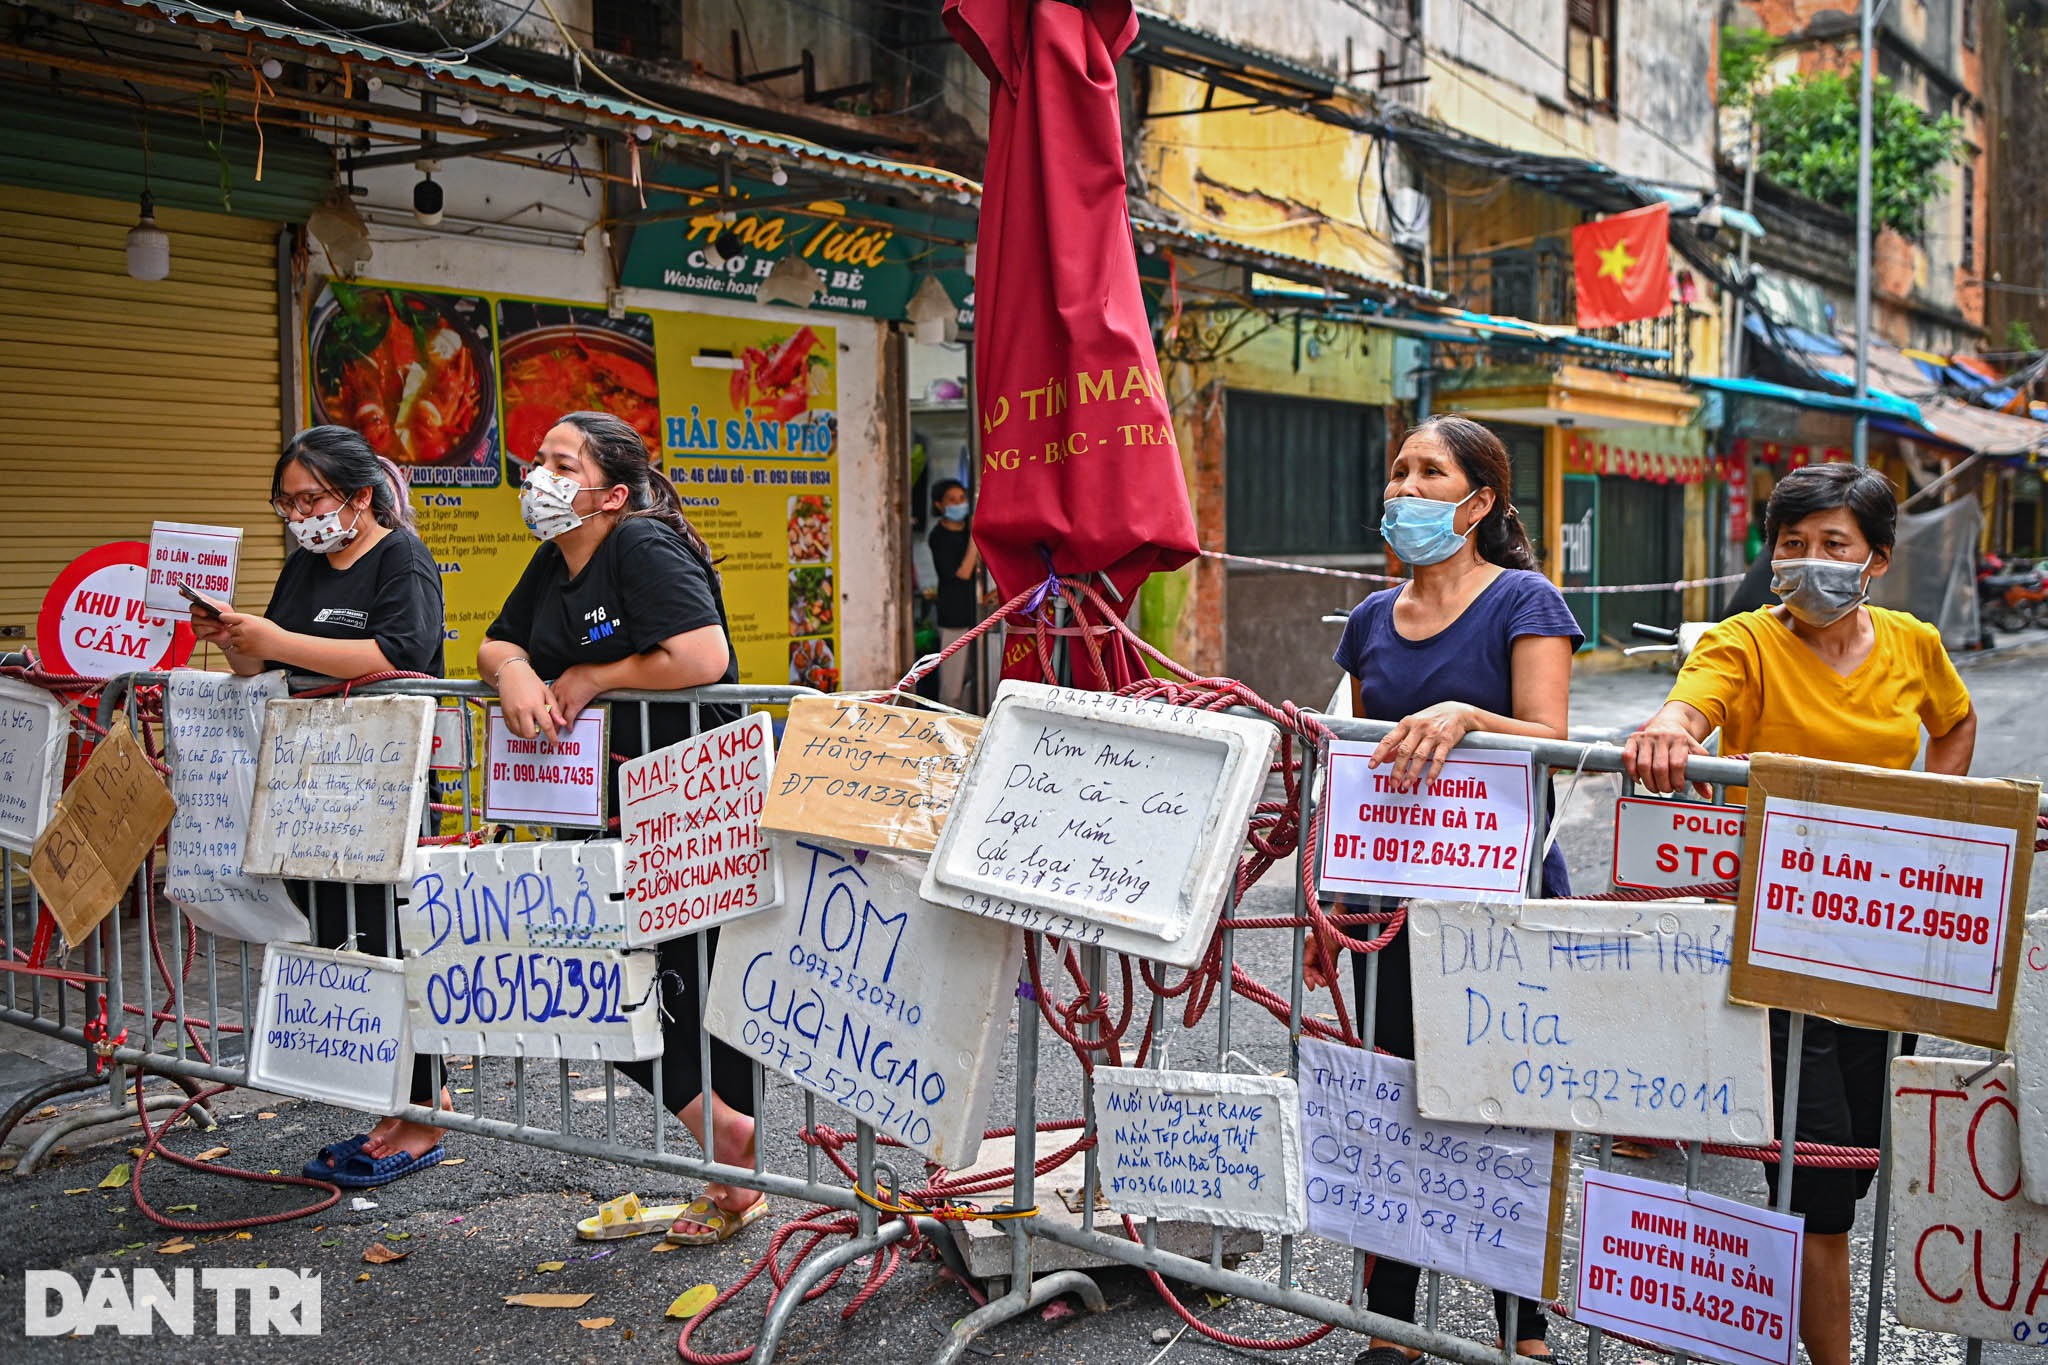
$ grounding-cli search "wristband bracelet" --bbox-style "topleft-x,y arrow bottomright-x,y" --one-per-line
498,656 -> 536,682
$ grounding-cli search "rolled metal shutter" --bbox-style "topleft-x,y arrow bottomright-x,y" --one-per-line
0,185 -> 286,650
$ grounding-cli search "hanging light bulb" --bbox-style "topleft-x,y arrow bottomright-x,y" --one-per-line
260,57 -> 284,80
757,254 -> 823,308
126,189 -> 170,281
906,275 -> 958,345
365,74 -> 383,93
457,101 -> 479,126
963,244 -> 977,278
770,163 -> 789,187
413,161 -> 445,227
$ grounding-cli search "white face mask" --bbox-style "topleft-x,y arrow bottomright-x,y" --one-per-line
521,467 -> 597,541
289,506 -> 360,555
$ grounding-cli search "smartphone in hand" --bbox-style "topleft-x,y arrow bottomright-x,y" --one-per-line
177,582 -> 229,620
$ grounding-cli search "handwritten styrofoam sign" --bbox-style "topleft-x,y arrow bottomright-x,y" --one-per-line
1317,742 -> 1536,903
1297,1038 -> 1565,1300
161,670 -> 306,944
396,840 -> 628,953
1612,797 -> 1745,893
0,678 -> 66,856
246,944 -> 415,1116
706,840 -> 1020,1166
1574,1168 -> 1802,1365
920,681 -> 1277,968
1406,900 -> 1772,1143
1890,1056 -> 2048,1343
245,696 -> 434,883
620,713 -> 779,945
145,520 -> 241,615
2014,914 -> 2048,1203
484,706 -> 606,828
1093,1066 -> 1305,1233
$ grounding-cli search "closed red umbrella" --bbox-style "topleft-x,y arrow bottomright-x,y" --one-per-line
946,0 -> 1199,690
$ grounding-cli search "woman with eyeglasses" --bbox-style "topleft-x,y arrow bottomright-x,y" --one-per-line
188,424 -> 452,1187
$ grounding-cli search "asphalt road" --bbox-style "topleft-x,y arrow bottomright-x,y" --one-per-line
0,645 -> 2043,1364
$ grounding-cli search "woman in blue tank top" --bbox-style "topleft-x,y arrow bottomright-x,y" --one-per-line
1318,415 -> 1582,1364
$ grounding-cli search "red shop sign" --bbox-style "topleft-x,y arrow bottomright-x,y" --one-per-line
36,541 -> 195,679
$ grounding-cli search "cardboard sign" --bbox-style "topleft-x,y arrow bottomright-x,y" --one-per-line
1093,1067 -> 1305,1233
161,670 -> 306,944
620,713 -> 780,945
758,695 -> 982,853
1890,1056 -> 2048,1342
1574,1168 -> 1803,1365
1296,1039 -> 1567,1301
34,541 -> 195,679
397,840 -> 628,954
1317,742 -> 1536,904
0,678 -> 67,856
921,682 -> 1278,968
1407,900 -> 1773,1143
705,840 -> 1020,1166
404,943 -> 660,1061
245,696 -> 435,884
144,520 -> 241,616
1612,797 -> 1745,893
246,944 -> 416,1116
483,707 -> 606,828
29,723 -> 177,946
2015,914 -> 2048,1203
429,705 -> 468,773
1730,755 -> 2038,1049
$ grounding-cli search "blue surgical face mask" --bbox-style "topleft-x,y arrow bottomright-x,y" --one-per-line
1379,489 -> 1478,567
941,503 -> 970,524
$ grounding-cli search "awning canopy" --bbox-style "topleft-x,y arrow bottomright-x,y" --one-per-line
1690,374 -> 1922,425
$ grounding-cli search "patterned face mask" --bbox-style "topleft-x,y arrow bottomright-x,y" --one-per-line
520,467 -> 596,541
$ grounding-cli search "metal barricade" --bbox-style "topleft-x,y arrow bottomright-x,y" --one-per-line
0,671 -> 2040,1364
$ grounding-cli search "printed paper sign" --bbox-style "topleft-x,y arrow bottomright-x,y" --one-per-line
396,840 -> 628,953
244,696 -> 435,884
429,705 -> 468,773
1406,900 -> 1772,1143
620,713 -> 779,945
1575,1168 -> 1802,1365
759,695 -> 982,853
1890,1056 -> 2048,1343
1297,1039 -> 1565,1300
1094,1067 -> 1305,1233
2014,914 -> 2048,1203
29,723 -> 177,946
0,678 -> 67,856
1612,797 -> 1745,893
145,520 -> 241,616
706,840 -> 1020,1166
1731,756 -> 2037,1048
161,670 -> 306,943
922,682 -> 1278,968
246,944 -> 416,1116
484,707 -> 606,828
1317,742 -> 1535,904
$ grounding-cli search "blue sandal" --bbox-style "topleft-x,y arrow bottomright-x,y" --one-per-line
303,1134 -> 370,1180
326,1144 -> 446,1189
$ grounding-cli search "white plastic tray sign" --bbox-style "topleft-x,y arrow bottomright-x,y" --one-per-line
706,839 -> 1021,1166
1406,900 -> 1772,1143
2014,913 -> 2048,1203
0,677 -> 67,855
397,840 -> 627,954
145,520 -> 241,616
920,681 -> 1277,968
246,943 -> 414,1117
429,705 -> 468,773
1574,1168 -> 1802,1365
1747,795 -> 2016,1008
161,670 -> 306,944
483,706 -> 606,828
1094,1066 -> 1306,1234
1889,1056 -> 2048,1343
1317,741 -> 1535,904
620,713 -> 779,945
1297,1038 -> 1561,1300
403,944 -> 659,1061
1612,797 -> 1745,893
244,695 -> 435,883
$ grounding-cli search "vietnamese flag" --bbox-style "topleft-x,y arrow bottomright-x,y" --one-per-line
1571,203 -> 1670,329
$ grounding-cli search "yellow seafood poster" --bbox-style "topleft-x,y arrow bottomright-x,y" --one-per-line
304,282 -> 839,687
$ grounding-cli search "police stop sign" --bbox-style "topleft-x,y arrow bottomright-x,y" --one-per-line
36,542 -> 195,678
1612,796 -> 1745,892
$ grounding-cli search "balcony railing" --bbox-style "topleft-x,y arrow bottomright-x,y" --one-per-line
1430,241 -> 1695,378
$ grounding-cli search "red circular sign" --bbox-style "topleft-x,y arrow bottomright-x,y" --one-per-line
36,542 -> 196,679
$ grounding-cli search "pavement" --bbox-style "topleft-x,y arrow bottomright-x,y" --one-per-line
1,647 -> 2044,1363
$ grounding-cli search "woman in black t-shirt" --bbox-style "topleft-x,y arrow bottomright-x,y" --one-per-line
925,479 -> 984,708
478,410 -> 758,1245
189,425 -> 452,1186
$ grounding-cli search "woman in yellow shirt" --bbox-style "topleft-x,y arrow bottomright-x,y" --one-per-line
1624,463 -> 1975,1365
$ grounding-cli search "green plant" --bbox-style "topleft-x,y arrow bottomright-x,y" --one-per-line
1718,25 -> 1777,108
2008,320 -> 2040,354
1749,70 -> 1963,239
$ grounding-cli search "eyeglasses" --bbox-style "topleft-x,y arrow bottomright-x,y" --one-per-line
272,488 -> 343,519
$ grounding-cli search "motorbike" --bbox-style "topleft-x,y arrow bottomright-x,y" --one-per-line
1625,621 -> 1712,668
1977,557 -> 2048,633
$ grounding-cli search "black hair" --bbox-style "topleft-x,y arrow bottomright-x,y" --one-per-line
1398,415 -> 1538,572
1763,464 -> 1897,557
551,411 -> 719,575
930,478 -> 966,507
276,425 -> 414,530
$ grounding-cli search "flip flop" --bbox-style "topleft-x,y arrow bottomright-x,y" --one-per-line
576,1192 -> 690,1241
302,1134 -> 370,1180
327,1144 -> 446,1189
661,1194 -> 770,1246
